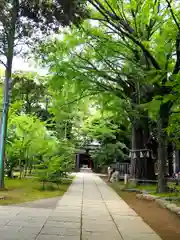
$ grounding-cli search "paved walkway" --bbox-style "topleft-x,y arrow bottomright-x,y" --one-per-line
0,173 -> 162,240
13,197 -> 61,209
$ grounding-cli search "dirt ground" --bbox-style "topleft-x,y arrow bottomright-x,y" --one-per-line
101,176 -> 180,240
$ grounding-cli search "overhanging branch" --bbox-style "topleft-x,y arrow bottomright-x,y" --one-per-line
0,59 -> 7,68
166,0 -> 180,31
88,0 -> 161,70
58,91 -> 101,108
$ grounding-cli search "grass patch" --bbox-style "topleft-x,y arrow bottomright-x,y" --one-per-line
172,200 -> 180,207
110,181 -> 180,205
153,192 -> 180,197
0,177 -> 72,205
152,183 -> 180,197
125,182 -> 157,192
13,170 -> 75,179
109,180 -> 180,198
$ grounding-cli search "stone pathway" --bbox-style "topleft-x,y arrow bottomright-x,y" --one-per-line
0,173 -> 162,239
13,197 -> 61,209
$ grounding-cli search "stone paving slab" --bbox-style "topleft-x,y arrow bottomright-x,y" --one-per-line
82,231 -> 123,240
40,226 -> 80,235
37,235 -> 79,240
0,234 -> 37,240
13,197 -> 61,209
48,216 -> 81,223
120,233 -> 162,240
81,173 -> 162,240
0,173 -> 162,239
45,220 -> 80,228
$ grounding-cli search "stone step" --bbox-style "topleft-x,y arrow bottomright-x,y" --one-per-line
80,168 -> 92,173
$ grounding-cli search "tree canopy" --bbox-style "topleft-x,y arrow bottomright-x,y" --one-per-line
1,0 -> 180,193
34,0 -> 180,192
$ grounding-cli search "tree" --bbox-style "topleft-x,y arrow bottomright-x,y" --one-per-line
83,0 -> 180,192
36,0 -> 180,192
0,0 -> 87,188
11,71 -> 46,113
82,104 -> 130,169
11,71 -> 56,126
47,67 -> 96,142
37,24 -> 156,179
7,111 -> 55,178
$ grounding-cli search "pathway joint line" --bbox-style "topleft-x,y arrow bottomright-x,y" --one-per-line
80,174 -> 84,240
35,208 -> 54,239
0,173 -> 161,240
94,177 -> 124,240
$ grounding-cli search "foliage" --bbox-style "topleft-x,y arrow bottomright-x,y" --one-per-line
82,99 -> 130,166
39,140 -> 75,173
47,67 -> 94,142
6,110 -> 59,177
37,0 -> 180,126
35,0 -> 180,193
37,140 -> 75,188
1,0 -> 180,194
11,71 -> 47,114
0,0 -> 88,188
5,102 -> 77,180
0,0 -> 87,60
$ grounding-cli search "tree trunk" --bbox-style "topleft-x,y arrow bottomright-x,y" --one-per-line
7,167 -> 13,178
157,118 -> 168,193
130,120 -> 155,181
24,164 -> 28,177
25,95 -> 31,114
0,1 -> 18,188
130,123 -> 144,180
168,144 -> 173,177
147,157 -> 156,180
0,61 -> 12,188
66,121 -> 72,139
29,162 -> 33,174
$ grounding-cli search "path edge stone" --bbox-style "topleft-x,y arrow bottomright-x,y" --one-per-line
136,193 -> 180,216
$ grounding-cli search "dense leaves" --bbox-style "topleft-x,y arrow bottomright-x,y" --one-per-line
82,108 -> 130,167
2,0 -> 180,194
0,0 -> 89,188
35,0 -> 180,193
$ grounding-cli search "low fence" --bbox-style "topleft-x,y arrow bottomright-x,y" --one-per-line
116,163 -> 130,176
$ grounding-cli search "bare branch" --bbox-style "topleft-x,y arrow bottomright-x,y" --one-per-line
88,0 -> 134,33
171,111 -> 180,114
88,0 -> 161,70
173,34 -> 180,74
58,91 -> 100,108
0,59 -> 7,68
70,61 -> 127,98
166,0 -> 180,31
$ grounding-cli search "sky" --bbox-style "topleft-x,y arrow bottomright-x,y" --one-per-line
0,56 -> 48,76
13,56 -> 34,71
12,56 -> 48,75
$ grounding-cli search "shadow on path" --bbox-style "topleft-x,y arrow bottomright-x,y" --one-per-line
12,196 -> 61,209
